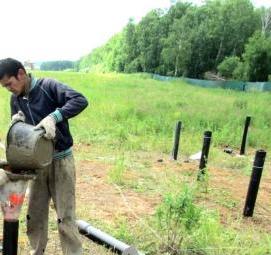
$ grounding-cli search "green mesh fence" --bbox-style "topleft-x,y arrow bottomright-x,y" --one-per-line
245,82 -> 271,92
152,74 -> 271,92
183,78 -> 245,91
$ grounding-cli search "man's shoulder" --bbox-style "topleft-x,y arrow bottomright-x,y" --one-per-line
39,77 -> 69,89
35,78 -> 61,92
37,77 -> 56,86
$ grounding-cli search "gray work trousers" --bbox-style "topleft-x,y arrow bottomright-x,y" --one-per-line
27,155 -> 82,255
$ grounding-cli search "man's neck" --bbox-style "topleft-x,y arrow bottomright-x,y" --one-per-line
22,74 -> 31,97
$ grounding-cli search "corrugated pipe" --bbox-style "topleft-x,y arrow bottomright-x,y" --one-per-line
76,220 -> 142,255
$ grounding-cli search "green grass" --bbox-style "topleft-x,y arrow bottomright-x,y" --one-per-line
1,71 -> 270,157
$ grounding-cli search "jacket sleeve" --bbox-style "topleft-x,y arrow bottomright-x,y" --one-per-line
41,79 -> 89,120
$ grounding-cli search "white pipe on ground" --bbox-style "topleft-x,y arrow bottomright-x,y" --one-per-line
76,220 -> 143,255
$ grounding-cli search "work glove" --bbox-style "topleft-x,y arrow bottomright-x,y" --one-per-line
34,115 -> 56,140
0,168 -> 9,187
11,111 -> 25,125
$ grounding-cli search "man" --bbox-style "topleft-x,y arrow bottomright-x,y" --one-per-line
0,58 -> 88,255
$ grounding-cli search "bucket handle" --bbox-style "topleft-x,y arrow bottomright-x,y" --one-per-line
33,127 -> 46,137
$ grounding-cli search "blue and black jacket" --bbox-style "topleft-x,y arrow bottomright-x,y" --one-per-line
10,75 -> 88,157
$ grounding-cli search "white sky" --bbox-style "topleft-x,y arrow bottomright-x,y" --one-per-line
0,0 -> 270,62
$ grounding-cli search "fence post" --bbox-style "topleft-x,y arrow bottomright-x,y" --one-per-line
243,150 -> 266,217
240,116 -> 251,155
198,131 -> 212,180
172,121 -> 182,160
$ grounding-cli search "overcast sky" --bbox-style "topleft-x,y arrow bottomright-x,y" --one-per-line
0,0 -> 270,62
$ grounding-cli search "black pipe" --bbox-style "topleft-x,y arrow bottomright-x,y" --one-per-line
172,121 -> 182,160
240,116 -> 251,155
76,220 -> 140,255
3,220 -> 19,255
198,131 -> 212,180
243,150 -> 266,217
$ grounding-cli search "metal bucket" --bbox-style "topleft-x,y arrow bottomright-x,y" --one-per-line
6,122 -> 54,170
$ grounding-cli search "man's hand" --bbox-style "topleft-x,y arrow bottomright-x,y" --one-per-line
0,168 -> 9,186
11,111 -> 25,125
35,115 -> 56,140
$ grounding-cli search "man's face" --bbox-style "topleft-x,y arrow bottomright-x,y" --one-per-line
0,69 -> 27,96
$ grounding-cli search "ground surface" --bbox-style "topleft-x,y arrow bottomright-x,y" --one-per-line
1,147 -> 271,254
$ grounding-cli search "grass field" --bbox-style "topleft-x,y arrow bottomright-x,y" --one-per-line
0,72 -> 271,254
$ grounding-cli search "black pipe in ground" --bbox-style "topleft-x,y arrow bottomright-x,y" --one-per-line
243,150 -> 266,217
172,121 -> 182,160
240,116 -> 251,155
3,220 -> 19,255
77,220 -> 140,255
198,131 -> 212,180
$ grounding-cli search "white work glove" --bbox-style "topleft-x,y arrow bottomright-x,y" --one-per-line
34,115 -> 56,140
0,168 -> 9,186
11,110 -> 25,125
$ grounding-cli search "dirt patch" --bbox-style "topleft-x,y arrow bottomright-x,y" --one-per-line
75,155 -> 271,233
76,160 -> 160,224
208,166 -> 271,231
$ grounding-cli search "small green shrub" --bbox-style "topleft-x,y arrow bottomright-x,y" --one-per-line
108,156 -> 126,185
218,56 -> 240,79
155,185 -> 201,254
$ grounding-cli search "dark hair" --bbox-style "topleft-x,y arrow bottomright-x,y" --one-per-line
0,58 -> 26,80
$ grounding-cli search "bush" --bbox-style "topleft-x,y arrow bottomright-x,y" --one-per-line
242,32 -> 271,82
233,62 -> 248,81
155,186 -> 202,254
218,56 -> 240,79
124,59 -> 141,73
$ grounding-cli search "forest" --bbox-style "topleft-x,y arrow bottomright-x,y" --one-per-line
78,0 -> 271,82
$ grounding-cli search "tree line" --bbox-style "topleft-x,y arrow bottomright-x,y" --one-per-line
40,61 -> 75,71
78,0 -> 271,81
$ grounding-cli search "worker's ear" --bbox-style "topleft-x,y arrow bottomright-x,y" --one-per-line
16,68 -> 26,80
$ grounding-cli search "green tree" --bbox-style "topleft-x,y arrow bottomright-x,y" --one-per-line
40,61 -> 75,71
136,9 -> 166,73
122,19 -> 141,72
218,56 -> 240,79
186,0 -> 259,78
260,7 -> 271,36
233,61 -> 247,80
160,2 -> 192,76
212,0 -> 260,65
77,0 -> 263,79
242,32 -> 271,81
79,32 -> 125,72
